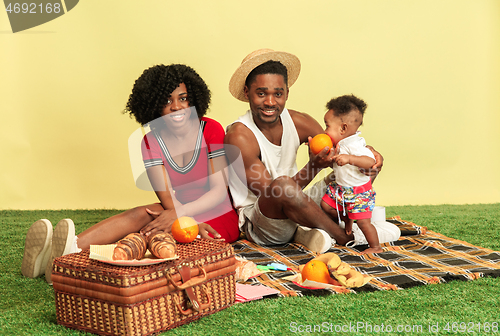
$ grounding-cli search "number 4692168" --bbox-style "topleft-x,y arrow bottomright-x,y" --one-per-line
443,322 -> 498,333
5,3 -> 62,14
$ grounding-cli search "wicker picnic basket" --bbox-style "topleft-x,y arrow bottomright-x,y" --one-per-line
52,238 -> 236,336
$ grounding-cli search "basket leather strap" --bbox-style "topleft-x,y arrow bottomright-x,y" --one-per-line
172,263 -> 211,315
167,264 -> 208,290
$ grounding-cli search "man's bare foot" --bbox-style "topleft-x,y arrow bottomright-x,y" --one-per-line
360,246 -> 383,255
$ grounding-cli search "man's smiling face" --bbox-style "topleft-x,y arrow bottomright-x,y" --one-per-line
244,73 -> 289,126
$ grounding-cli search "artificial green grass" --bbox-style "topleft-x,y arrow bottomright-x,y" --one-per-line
1,204 -> 499,335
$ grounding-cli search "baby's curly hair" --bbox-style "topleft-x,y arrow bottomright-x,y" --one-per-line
326,94 -> 367,117
125,64 -> 211,126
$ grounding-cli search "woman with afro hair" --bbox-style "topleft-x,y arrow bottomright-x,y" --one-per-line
22,64 -> 240,284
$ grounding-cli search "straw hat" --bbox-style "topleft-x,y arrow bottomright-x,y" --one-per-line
229,48 -> 301,102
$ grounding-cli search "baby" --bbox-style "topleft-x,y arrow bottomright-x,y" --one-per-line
320,94 -> 382,254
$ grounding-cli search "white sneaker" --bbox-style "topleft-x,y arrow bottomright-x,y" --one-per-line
293,226 -> 334,254
45,219 -> 75,284
371,206 -> 401,243
372,221 -> 401,244
346,223 -> 401,247
345,223 -> 368,247
22,219 -> 53,278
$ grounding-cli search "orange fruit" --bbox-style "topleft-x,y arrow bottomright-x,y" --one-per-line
309,134 -> 333,155
301,259 -> 331,284
171,216 -> 199,243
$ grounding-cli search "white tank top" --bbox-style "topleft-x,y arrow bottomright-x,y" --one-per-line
227,108 -> 300,211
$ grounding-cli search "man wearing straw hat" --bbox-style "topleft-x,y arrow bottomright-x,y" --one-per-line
225,49 -> 399,253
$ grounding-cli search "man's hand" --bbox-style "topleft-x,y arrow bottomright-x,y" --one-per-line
308,136 -> 335,169
360,145 -> 384,180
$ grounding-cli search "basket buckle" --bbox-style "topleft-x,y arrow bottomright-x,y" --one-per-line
167,260 -> 211,315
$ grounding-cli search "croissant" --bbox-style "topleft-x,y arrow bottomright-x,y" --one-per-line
147,232 -> 177,259
113,233 -> 147,261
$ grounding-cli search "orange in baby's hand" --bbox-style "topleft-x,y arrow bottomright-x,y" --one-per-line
309,134 -> 333,155
171,216 -> 199,243
301,259 -> 331,284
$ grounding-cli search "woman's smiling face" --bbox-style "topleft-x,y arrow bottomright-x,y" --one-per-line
160,83 -> 192,126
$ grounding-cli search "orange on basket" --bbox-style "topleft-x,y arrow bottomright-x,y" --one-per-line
171,216 -> 199,243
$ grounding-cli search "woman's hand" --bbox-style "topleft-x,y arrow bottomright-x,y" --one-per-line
140,208 -> 178,237
198,223 -> 224,241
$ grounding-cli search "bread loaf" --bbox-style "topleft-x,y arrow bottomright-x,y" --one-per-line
113,233 -> 147,261
147,232 -> 177,259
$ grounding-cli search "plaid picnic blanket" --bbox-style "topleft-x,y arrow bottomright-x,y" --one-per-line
232,216 -> 500,296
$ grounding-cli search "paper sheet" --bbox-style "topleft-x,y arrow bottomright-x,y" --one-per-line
235,283 -> 280,303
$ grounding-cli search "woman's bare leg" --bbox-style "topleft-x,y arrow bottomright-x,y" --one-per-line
76,203 -> 164,250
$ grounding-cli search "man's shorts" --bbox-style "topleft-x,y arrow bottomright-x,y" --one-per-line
321,180 -> 376,220
239,174 -> 329,246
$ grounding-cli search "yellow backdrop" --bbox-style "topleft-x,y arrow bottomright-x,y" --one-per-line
1,0 -> 499,210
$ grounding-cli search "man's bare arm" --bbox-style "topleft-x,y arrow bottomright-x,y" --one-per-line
289,109 -> 334,188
